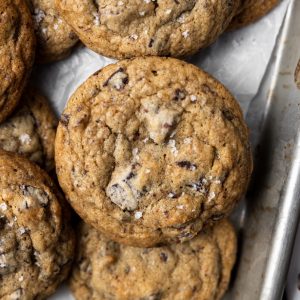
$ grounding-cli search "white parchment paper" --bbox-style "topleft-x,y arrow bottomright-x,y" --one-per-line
30,1 -> 298,299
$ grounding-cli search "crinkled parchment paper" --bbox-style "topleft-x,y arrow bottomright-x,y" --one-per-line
30,1 -> 297,299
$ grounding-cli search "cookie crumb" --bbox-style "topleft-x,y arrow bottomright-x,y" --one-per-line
176,205 -> 184,210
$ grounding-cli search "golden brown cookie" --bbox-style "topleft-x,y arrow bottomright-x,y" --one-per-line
228,0 -> 280,30
55,0 -> 240,59
27,0 -> 78,63
0,88 -> 57,172
0,150 -> 75,300
70,219 -> 237,300
55,57 -> 252,247
0,0 -> 36,124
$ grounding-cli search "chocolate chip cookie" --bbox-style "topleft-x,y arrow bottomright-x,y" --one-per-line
27,0 -> 78,63
0,0 -> 36,123
70,219 -> 237,300
0,150 -> 75,300
55,0 -> 240,59
0,88 -> 57,172
228,0 -> 279,30
55,57 -> 252,247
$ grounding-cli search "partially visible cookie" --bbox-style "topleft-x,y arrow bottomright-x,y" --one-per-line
27,0 -> 78,63
55,57 -> 252,247
0,88 -> 57,172
55,0 -> 240,59
228,0 -> 280,30
0,150 -> 75,300
70,219 -> 237,300
0,0 -> 36,123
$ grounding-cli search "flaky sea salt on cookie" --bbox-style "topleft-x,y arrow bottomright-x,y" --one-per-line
0,151 -> 75,300
55,0 -> 240,59
55,57 -> 252,247
70,219 -> 237,300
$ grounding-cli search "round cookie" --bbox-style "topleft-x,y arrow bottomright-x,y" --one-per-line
0,88 -> 58,172
70,219 -> 237,300
55,0 -> 240,59
228,0 -> 279,30
27,0 -> 78,63
0,0 -> 36,123
0,150 -> 75,300
55,57 -> 252,247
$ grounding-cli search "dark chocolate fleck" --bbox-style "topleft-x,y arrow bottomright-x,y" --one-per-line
160,252 -> 168,262
148,38 -> 154,48
60,114 -> 70,127
222,109 -> 235,121
126,172 -> 135,180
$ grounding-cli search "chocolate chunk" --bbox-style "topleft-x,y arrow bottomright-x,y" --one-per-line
103,68 -> 129,90
211,213 -> 225,221
176,161 -> 197,170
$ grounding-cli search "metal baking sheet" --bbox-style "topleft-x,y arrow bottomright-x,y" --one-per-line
30,0 -> 300,299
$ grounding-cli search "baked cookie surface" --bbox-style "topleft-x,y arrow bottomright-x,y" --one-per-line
70,219 -> 237,300
0,0 -> 36,123
55,57 -> 252,247
0,151 -> 75,300
228,0 -> 279,30
55,0 -> 240,59
0,88 -> 57,172
28,0 -> 78,63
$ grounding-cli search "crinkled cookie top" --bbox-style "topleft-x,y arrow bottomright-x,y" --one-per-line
70,219 -> 236,300
0,151 -> 75,300
0,0 -> 35,123
55,57 -> 252,247
55,0 -> 240,59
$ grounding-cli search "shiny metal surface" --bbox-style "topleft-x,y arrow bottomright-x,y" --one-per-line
229,0 -> 300,299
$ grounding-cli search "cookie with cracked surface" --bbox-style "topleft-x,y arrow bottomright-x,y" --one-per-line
228,0 -> 280,30
0,88 -> 57,172
27,0 -> 78,63
0,0 -> 36,123
55,57 -> 252,247
55,0 -> 240,59
70,219 -> 237,300
0,150 -> 75,300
